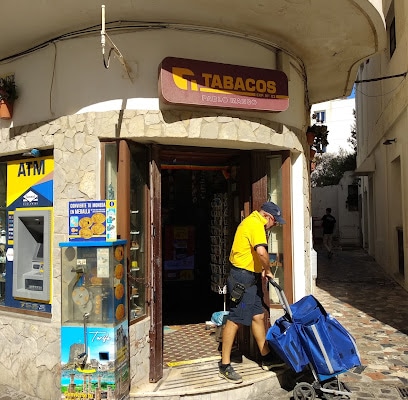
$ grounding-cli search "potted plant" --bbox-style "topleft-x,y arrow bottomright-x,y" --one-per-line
0,75 -> 18,120
307,124 -> 329,152
309,147 -> 316,160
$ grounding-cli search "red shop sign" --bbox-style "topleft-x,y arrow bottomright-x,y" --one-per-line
159,57 -> 289,112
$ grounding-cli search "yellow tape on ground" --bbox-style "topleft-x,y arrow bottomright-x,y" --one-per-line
167,356 -> 220,367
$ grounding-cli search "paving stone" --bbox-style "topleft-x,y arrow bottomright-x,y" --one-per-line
5,245 -> 408,399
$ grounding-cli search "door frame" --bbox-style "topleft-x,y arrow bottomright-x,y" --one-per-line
148,145 -> 292,382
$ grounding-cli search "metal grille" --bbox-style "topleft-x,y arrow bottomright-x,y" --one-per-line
398,387 -> 408,398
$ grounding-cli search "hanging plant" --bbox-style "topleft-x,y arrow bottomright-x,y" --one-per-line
306,130 -> 315,145
0,75 -> 18,120
307,124 -> 329,152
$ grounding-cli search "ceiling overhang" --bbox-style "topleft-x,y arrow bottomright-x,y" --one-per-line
0,0 -> 386,104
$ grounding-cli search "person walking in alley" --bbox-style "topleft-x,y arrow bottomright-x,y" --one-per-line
322,207 -> 336,259
218,202 -> 286,384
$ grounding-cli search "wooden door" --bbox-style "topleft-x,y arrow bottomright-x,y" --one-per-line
149,144 -> 163,382
237,150 -> 292,359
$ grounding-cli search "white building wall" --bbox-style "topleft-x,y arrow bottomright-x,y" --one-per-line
337,171 -> 360,246
310,92 -> 359,252
311,96 -> 355,154
355,1 -> 408,289
311,186 -> 338,241
311,171 -> 360,247
2,30 -> 306,133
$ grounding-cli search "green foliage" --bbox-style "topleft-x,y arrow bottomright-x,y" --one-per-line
0,75 -> 18,102
311,150 -> 356,187
308,124 -> 329,149
347,109 -> 357,152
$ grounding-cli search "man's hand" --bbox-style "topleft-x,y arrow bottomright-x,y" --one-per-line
262,269 -> 274,279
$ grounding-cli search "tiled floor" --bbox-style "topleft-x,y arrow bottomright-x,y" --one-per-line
163,323 -> 221,366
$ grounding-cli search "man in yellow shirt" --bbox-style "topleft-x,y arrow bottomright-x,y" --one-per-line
219,201 -> 286,383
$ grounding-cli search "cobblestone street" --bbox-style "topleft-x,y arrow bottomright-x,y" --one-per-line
2,246 -> 408,399
257,245 -> 408,399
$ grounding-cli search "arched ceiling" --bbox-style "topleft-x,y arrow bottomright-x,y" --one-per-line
0,0 -> 386,104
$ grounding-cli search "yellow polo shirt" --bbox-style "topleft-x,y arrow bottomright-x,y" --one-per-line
229,210 -> 268,273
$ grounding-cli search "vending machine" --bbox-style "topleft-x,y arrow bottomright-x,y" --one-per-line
59,240 -> 129,400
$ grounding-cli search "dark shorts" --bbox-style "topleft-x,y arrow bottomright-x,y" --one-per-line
227,266 -> 264,326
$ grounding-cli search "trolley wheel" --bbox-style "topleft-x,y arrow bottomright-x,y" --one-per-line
293,382 -> 316,400
321,379 -> 350,400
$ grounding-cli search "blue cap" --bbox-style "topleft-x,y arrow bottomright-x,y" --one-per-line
261,202 -> 286,224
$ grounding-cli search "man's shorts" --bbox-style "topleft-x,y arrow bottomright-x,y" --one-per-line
227,266 -> 263,326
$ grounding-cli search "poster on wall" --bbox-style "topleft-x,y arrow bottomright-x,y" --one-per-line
69,200 -> 117,241
60,321 -> 129,399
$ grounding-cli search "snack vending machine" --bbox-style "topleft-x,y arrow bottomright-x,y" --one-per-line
60,240 -> 129,400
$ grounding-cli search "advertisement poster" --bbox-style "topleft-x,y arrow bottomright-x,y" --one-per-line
69,200 -> 117,241
60,321 -> 129,399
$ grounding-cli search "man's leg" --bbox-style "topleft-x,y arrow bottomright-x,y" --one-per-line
327,234 -> 333,258
328,234 -> 333,251
219,319 -> 243,383
323,234 -> 330,252
221,319 -> 240,364
252,312 -> 285,370
251,312 -> 269,356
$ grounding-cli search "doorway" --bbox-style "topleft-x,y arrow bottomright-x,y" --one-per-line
104,142 -> 292,381
159,147 -> 243,365
161,168 -> 230,324
156,147 -> 294,368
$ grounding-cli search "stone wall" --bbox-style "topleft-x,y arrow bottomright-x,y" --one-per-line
0,109 -> 306,398
0,314 -> 60,399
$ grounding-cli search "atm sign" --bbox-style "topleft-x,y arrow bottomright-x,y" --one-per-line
159,57 -> 289,112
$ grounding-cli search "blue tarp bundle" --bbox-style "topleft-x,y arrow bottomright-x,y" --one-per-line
266,295 -> 361,379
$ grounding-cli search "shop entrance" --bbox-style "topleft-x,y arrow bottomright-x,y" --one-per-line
160,148 -> 243,365
162,168 -> 230,324
104,142 -> 292,381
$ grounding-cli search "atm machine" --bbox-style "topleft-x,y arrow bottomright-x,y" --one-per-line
59,240 -> 129,400
12,209 -> 51,302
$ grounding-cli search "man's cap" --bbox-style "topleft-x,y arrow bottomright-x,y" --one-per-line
261,202 -> 286,224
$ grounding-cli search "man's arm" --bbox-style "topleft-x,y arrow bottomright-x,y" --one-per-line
255,245 -> 273,279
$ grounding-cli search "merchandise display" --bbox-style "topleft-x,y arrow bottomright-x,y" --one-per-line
210,193 -> 230,294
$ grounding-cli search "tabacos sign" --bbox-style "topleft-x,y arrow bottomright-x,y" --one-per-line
159,57 -> 289,112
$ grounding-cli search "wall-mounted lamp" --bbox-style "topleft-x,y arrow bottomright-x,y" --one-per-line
383,138 -> 396,145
